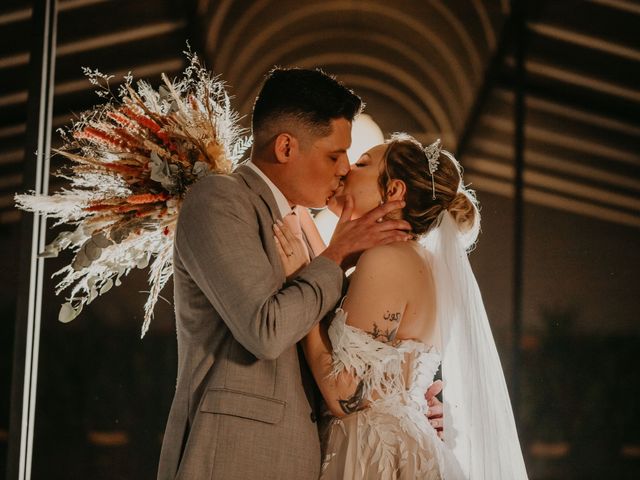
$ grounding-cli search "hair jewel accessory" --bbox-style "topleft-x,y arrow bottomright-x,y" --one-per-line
424,138 -> 442,200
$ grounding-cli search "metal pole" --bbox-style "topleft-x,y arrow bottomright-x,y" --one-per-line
511,0 -> 526,417
7,1 -> 57,479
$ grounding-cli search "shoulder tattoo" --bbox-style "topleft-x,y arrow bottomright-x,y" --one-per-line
367,322 -> 398,343
383,310 -> 401,322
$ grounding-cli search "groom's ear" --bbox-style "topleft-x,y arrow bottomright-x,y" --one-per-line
274,133 -> 299,164
385,179 -> 406,202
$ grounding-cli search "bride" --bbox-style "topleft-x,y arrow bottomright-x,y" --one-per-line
273,134 -> 528,479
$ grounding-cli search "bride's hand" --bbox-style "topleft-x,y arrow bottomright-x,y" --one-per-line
426,379 -> 444,440
273,220 -> 310,281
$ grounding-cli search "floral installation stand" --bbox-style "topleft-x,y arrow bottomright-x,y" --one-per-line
15,49 -> 252,337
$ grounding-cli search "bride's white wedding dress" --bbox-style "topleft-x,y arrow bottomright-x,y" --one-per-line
320,307 -> 464,479
319,212 -> 528,479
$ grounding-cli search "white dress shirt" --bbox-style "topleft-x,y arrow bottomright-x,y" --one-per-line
245,160 -> 328,258
246,161 -> 294,218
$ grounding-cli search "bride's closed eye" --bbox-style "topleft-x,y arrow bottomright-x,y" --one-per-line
355,153 -> 371,167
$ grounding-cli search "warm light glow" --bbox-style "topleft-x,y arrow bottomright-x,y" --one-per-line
314,207 -> 339,246
314,114 -> 384,244
347,113 -> 384,164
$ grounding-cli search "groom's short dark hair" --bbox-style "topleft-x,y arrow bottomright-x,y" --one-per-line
252,67 -> 363,148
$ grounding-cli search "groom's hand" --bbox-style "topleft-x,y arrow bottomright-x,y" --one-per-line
321,195 -> 413,270
426,379 -> 444,440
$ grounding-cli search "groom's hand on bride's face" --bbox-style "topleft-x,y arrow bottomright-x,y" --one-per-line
321,195 -> 413,270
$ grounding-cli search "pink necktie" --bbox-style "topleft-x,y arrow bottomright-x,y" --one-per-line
297,207 -> 327,257
283,207 -> 311,262
283,207 -> 303,238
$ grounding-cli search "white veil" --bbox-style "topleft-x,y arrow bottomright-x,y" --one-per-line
420,210 -> 528,479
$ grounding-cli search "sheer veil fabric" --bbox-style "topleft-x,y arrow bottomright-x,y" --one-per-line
421,211 -> 528,479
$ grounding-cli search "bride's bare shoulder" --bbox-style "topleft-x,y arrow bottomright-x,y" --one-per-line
355,241 -> 430,277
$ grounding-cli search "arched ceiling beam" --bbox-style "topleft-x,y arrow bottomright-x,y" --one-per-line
239,71 -> 439,136
237,52 -> 454,134
528,22 -> 640,62
0,0 -> 110,26
471,0 -> 497,49
472,138 -> 640,191
213,1 -> 475,107
493,87 -> 640,137
203,0 -> 235,58
0,59 -> 184,108
481,113 -> 640,167
465,157 -> 640,218
324,73 -> 441,135
208,0 -> 268,72
0,20 -> 186,70
230,30 -> 462,129
464,172 -> 640,228
587,0 -> 640,15
505,57 -> 640,104
431,0 -> 484,79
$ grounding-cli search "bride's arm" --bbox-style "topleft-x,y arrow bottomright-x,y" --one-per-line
302,245 -> 408,417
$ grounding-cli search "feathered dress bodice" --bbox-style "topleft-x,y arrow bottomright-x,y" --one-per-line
320,307 -> 464,479
328,307 -> 441,411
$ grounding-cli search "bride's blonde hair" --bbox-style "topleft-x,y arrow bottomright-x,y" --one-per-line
379,133 -> 480,244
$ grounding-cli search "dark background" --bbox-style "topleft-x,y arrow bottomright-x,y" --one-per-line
1,0 -> 639,478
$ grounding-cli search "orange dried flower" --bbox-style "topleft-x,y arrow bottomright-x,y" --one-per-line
75,127 -> 121,148
126,192 -> 169,204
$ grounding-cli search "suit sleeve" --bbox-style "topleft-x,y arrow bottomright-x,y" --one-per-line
175,174 -> 345,360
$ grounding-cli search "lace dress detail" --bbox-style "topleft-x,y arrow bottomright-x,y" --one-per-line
320,308 -> 464,479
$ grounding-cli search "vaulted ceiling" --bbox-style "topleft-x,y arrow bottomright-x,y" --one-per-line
1,0 -> 638,227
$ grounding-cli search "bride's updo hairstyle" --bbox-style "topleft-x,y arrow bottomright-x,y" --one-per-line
379,133 -> 480,247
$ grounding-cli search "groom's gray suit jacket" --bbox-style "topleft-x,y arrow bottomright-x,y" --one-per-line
157,164 -> 345,480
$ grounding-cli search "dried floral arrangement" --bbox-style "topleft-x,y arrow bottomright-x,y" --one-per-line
15,50 -> 252,337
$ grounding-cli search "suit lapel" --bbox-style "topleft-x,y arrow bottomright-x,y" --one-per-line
235,164 -> 317,258
234,164 -> 284,223
236,164 -> 322,416
233,164 -> 287,283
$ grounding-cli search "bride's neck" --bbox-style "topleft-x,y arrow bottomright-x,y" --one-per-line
382,208 -> 405,222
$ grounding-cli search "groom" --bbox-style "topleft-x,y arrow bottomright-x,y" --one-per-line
157,68 -> 416,480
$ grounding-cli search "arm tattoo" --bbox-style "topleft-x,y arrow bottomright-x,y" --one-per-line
339,380 -> 365,415
383,310 -> 401,322
367,322 -> 398,343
